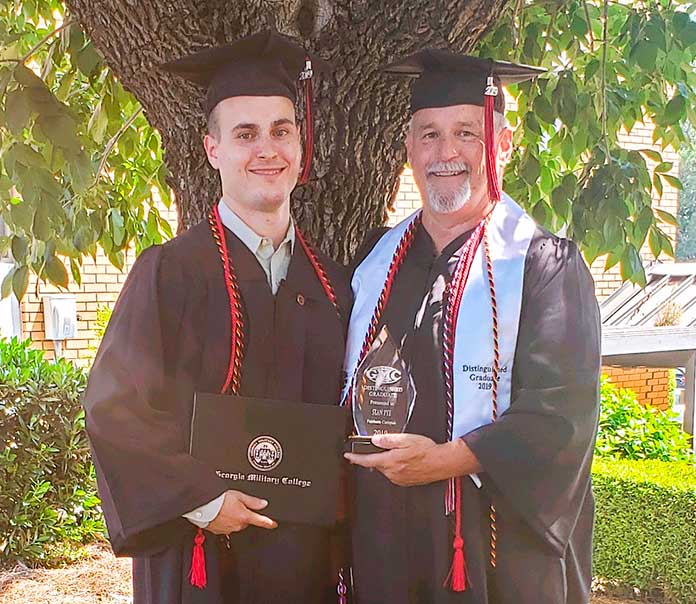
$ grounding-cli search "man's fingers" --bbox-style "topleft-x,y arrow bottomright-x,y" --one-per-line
372,433 -> 414,449
344,451 -> 391,467
245,511 -> 278,530
236,492 -> 268,510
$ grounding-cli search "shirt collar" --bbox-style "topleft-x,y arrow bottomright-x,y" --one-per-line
217,199 -> 295,256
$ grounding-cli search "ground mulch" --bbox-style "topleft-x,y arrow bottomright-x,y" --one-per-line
0,545 -> 650,604
0,543 -> 131,604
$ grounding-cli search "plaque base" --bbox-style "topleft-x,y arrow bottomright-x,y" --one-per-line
347,435 -> 385,455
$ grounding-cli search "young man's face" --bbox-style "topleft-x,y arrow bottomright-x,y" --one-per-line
406,103 -> 511,218
204,95 -> 302,213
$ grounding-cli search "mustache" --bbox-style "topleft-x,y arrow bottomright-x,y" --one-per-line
426,162 -> 470,176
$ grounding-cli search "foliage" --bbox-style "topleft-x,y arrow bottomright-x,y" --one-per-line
592,458 -> 696,604
0,0 -> 173,299
92,304 -> 111,341
596,377 -> 692,462
0,337 -> 104,567
677,122 -> 696,259
0,1 -> 695,292
480,0 -> 696,285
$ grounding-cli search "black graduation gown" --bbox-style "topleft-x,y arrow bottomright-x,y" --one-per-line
350,223 -> 600,604
84,220 -> 351,604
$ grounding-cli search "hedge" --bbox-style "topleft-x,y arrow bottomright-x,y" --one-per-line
593,458 -> 696,604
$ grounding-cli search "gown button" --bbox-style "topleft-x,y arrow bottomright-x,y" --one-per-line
296,293 -> 305,306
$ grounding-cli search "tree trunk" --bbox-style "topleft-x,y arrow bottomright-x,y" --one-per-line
65,0 -> 507,260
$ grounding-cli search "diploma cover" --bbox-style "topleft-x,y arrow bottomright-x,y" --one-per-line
190,393 -> 347,527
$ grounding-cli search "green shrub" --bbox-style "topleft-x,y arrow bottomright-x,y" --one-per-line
592,458 -> 696,604
597,377 -> 692,462
0,337 -> 105,567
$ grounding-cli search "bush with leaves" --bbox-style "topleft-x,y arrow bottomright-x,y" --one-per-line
592,458 -> 696,604
0,1 -> 172,299
0,337 -> 104,567
596,376 -> 692,462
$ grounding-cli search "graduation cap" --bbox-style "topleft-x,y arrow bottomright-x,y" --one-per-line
385,50 -> 545,202
162,29 -> 329,184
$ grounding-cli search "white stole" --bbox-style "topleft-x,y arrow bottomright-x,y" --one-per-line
342,194 -> 536,440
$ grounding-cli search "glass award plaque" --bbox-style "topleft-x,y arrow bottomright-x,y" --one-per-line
349,326 -> 416,453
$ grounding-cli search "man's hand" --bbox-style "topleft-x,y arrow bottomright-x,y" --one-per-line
206,490 -> 277,534
344,433 -> 481,486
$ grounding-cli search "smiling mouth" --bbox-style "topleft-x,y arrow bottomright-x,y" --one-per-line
249,167 -> 286,176
429,169 -> 468,177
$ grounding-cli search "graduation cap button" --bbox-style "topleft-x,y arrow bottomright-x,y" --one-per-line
296,293 -> 305,306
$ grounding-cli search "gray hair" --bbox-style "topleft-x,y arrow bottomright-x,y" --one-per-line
406,111 -> 510,137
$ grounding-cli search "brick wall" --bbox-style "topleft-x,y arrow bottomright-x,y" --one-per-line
602,365 -> 672,411
19,205 -> 177,366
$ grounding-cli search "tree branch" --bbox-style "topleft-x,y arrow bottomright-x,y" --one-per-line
583,1 -> 595,52
600,0 -> 611,160
21,19 -> 77,63
96,107 -> 143,180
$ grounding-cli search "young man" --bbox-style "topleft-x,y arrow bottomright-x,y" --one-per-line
84,30 -> 350,604
344,51 -> 601,604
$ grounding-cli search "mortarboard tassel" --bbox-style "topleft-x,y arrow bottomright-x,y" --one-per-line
189,528 -> 207,589
299,58 -> 314,185
483,76 -> 501,203
444,476 -> 467,592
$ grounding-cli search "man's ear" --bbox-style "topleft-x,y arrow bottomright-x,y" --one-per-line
497,128 -> 513,165
203,133 -> 219,170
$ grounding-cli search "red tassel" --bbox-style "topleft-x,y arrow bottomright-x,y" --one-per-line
484,78 -> 501,203
449,537 -> 467,592
444,477 -> 467,592
189,528 -> 207,589
299,58 -> 314,185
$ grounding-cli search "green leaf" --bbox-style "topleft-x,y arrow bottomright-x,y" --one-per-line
12,265 -> 29,300
13,64 -> 45,88
653,162 -> 672,173
662,174 -> 683,190
10,235 -> 28,263
630,40 -> 659,71
36,113 -> 81,152
663,95 -> 686,125
648,227 -> 661,259
585,59 -> 600,82
10,201 -> 35,232
521,153 -> 540,185
656,209 -> 678,227
533,95 -> 555,124
639,149 -> 662,163
1,268 -> 13,300
75,42 -> 102,78
66,152 -> 93,194
69,257 -> 82,286
45,256 -> 69,288
5,88 -> 31,134
32,204 -> 51,241
110,209 -> 125,246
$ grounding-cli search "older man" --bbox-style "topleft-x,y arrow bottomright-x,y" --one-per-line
344,51 -> 600,604
84,30 -> 350,604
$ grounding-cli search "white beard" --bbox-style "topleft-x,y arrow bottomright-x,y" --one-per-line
424,161 -> 472,214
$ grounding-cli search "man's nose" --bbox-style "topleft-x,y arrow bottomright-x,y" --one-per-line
436,135 -> 460,162
256,135 -> 279,159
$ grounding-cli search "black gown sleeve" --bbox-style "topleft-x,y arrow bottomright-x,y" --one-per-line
349,227 -> 390,272
462,233 -> 601,554
84,244 -> 228,556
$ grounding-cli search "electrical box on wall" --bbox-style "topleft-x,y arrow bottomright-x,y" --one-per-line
43,294 -> 77,340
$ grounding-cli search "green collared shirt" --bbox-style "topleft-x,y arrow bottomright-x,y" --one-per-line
217,199 -> 295,295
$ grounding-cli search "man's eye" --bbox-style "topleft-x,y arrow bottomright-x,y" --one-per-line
238,132 -> 254,140
457,130 -> 476,139
274,128 -> 289,137
423,131 -> 438,140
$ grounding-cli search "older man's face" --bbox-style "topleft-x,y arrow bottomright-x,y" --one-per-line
406,104 -> 508,217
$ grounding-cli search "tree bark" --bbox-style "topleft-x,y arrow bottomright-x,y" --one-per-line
65,0 -> 508,260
